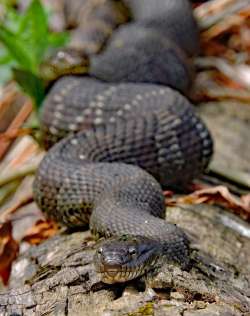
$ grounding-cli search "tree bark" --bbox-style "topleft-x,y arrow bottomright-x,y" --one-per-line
0,202 -> 250,316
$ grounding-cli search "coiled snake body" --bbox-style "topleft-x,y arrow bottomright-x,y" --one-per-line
34,0 -> 213,283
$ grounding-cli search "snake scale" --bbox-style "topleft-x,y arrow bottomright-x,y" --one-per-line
34,0 -> 213,284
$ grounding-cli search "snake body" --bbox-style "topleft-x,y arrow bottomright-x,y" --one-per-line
64,0 -> 130,54
34,0 -> 213,283
116,0 -> 200,57
40,0 -> 130,81
90,24 -> 194,94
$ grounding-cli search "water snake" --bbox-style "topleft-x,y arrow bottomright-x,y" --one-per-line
34,0 -> 213,284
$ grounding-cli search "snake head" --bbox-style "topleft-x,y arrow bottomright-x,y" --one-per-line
94,235 -> 160,284
40,48 -> 89,82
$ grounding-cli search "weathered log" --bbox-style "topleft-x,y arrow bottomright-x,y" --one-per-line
0,202 -> 250,316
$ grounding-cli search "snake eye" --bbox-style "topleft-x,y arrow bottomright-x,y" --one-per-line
97,248 -> 103,255
128,247 -> 137,257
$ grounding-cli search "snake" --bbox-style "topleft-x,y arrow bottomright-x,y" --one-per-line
40,0 -> 130,82
34,0 -> 213,284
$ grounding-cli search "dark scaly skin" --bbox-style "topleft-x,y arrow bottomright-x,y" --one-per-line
34,78 -> 213,282
90,24 -> 194,94
34,1 -> 213,283
64,0 -> 130,54
40,0 -> 130,82
94,236 -> 169,284
123,0 -> 200,56
40,48 -> 90,83
41,0 -> 199,83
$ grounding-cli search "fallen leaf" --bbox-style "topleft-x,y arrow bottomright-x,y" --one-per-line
167,186 -> 250,221
0,194 -> 34,223
22,219 -> 59,245
0,99 -> 33,160
0,128 -> 33,142
163,190 -> 174,198
0,221 -> 19,285
213,72 -> 245,89
241,194 -> 250,210
201,40 -> 227,56
201,13 -> 246,41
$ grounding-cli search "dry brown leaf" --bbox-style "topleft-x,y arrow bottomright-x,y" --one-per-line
167,186 -> 250,221
163,190 -> 174,198
22,219 -> 59,245
213,72 -> 245,89
201,13 -> 246,41
0,85 -> 18,115
0,128 -> 33,142
201,40 -> 228,56
0,195 -> 34,223
241,194 -> 250,210
0,221 -> 19,285
0,99 -> 33,160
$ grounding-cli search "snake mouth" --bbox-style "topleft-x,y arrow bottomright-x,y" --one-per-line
106,270 -> 118,277
100,270 -> 133,284
102,264 -> 121,277
97,264 -> 135,283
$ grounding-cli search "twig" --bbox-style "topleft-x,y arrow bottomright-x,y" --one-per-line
209,161 -> 250,189
0,194 -> 34,223
195,0 -> 236,19
200,174 -> 249,196
0,164 -> 38,187
0,99 -> 33,160
201,9 -> 249,40
195,57 -> 250,89
0,128 -> 33,142
0,180 -> 20,207
195,0 -> 250,30
197,86 -> 250,103
0,89 -> 18,114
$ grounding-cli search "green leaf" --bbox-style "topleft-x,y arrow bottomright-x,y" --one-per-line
47,32 -> 69,48
0,45 -> 14,85
3,6 -> 23,33
0,26 -> 35,71
0,0 -> 69,91
12,68 -> 45,109
0,65 -> 12,85
0,55 -> 12,64
18,0 -> 49,65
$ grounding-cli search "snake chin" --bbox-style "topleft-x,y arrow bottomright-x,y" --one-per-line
98,271 -> 139,284
94,235 -> 160,284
